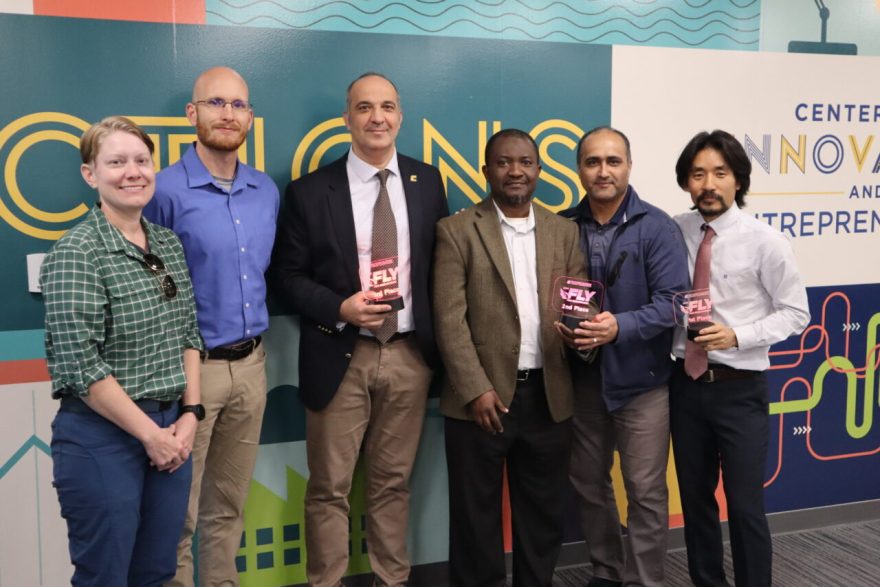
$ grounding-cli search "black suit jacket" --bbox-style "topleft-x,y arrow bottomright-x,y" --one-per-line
271,153 -> 449,411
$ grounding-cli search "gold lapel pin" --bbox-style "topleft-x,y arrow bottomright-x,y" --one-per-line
410,175 -> 418,182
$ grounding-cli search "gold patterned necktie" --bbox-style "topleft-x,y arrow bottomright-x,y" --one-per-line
371,169 -> 398,343
685,224 -> 716,380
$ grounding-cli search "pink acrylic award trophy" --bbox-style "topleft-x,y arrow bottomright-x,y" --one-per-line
552,276 -> 605,331
673,288 -> 713,341
368,256 -> 404,311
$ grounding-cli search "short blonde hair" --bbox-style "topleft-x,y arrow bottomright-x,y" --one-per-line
80,116 -> 154,165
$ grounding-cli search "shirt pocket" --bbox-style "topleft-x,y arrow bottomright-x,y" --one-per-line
104,272 -> 166,351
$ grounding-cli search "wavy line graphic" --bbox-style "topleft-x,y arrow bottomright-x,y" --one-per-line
213,0 -> 759,23
418,0 -> 759,7
205,0 -> 760,49
207,12 -> 758,47
209,10 -> 759,36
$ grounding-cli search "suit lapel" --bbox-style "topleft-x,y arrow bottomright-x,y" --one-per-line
325,157 -> 361,293
474,198 -> 516,305
533,205 -> 555,318
399,156 -> 423,256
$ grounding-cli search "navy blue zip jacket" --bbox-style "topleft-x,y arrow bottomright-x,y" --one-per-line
561,186 -> 690,410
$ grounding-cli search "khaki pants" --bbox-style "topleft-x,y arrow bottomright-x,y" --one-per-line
304,336 -> 431,587
569,364 -> 670,587
167,345 -> 267,587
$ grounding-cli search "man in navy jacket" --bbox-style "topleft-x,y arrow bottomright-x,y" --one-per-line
558,127 -> 689,587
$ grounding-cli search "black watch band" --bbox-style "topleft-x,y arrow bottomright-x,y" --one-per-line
180,403 -> 206,421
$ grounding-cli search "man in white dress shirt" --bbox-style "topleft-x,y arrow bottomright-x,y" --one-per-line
433,129 -> 587,587
670,130 -> 810,587
271,72 -> 448,587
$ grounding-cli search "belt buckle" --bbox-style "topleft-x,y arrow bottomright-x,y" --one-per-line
517,369 -> 529,382
704,369 -> 716,383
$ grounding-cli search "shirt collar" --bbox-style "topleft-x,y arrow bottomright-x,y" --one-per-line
578,185 -> 631,226
181,142 -> 259,192
704,204 -> 741,234
347,147 -> 400,184
493,200 -> 535,234
90,205 -> 167,255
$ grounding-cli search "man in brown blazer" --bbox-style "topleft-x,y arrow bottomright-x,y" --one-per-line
433,129 -> 587,587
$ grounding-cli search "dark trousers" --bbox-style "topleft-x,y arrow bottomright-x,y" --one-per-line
51,404 -> 192,587
445,376 -> 572,587
669,363 -> 772,587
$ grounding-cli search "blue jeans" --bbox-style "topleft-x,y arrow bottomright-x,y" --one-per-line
51,403 -> 192,587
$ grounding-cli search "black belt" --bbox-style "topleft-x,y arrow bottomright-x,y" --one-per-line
677,358 -> 760,383
358,332 -> 413,345
59,396 -> 176,414
205,336 -> 262,361
516,368 -> 542,382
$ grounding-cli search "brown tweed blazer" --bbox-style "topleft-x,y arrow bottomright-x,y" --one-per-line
433,197 -> 587,422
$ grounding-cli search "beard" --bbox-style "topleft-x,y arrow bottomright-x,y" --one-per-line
696,190 -> 730,218
497,191 -> 533,208
196,120 -> 248,152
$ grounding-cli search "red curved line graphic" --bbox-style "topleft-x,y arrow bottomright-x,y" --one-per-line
769,291 -> 880,377
765,377 -> 811,488
806,407 -> 880,461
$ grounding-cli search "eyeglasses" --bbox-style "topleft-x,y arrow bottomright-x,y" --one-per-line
193,97 -> 253,112
142,253 -> 178,299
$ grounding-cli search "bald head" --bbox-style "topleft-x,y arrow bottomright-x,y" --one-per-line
186,66 -> 253,156
192,66 -> 249,102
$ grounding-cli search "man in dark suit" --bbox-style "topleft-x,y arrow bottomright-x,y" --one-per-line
271,72 -> 448,587
433,129 -> 586,587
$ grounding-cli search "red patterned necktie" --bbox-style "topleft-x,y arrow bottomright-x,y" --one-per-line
371,169 -> 398,343
685,224 -> 716,380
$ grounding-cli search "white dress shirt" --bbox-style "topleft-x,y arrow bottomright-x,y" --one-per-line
672,206 -> 810,371
347,148 -> 414,335
494,202 -> 543,370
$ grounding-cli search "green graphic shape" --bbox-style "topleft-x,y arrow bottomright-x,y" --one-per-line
237,460 -> 372,586
769,312 -> 880,440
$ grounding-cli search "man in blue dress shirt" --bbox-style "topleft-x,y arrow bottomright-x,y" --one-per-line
144,66 -> 280,587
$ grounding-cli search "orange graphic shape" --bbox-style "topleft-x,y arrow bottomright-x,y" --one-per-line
34,0 -> 205,24
0,359 -> 50,385
502,464 -> 512,552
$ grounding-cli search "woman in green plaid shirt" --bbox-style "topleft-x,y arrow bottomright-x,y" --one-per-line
41,116 -> 204,587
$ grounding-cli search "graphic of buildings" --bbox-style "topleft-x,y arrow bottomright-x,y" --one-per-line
236,459 -> 372,586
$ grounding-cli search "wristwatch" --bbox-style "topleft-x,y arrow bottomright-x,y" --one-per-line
180,403 -> 206,421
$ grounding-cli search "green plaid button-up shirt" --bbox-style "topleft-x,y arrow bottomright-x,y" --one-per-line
41,206 -> 203,401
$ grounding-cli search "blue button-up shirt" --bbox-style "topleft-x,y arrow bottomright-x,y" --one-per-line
145,144 -> 280,349
581,191 -> 630,287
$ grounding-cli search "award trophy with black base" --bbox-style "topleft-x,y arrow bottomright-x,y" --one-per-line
673,288 -> 713,341
368,256 -> 404,311
552,276 -> 604,331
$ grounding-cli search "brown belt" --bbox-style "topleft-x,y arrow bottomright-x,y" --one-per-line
205,336 -> 262,361
358,332 -> 413,345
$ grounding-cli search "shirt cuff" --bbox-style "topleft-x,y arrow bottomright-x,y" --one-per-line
60,361 -> 114,396
731,325 -> 752,350
186,332 -> 205,352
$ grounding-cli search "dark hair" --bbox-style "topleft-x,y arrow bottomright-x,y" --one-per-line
345,72 -> 401,110
576,126 -> 632,164
675,130 -> 751,207
484,128 -> 538,163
